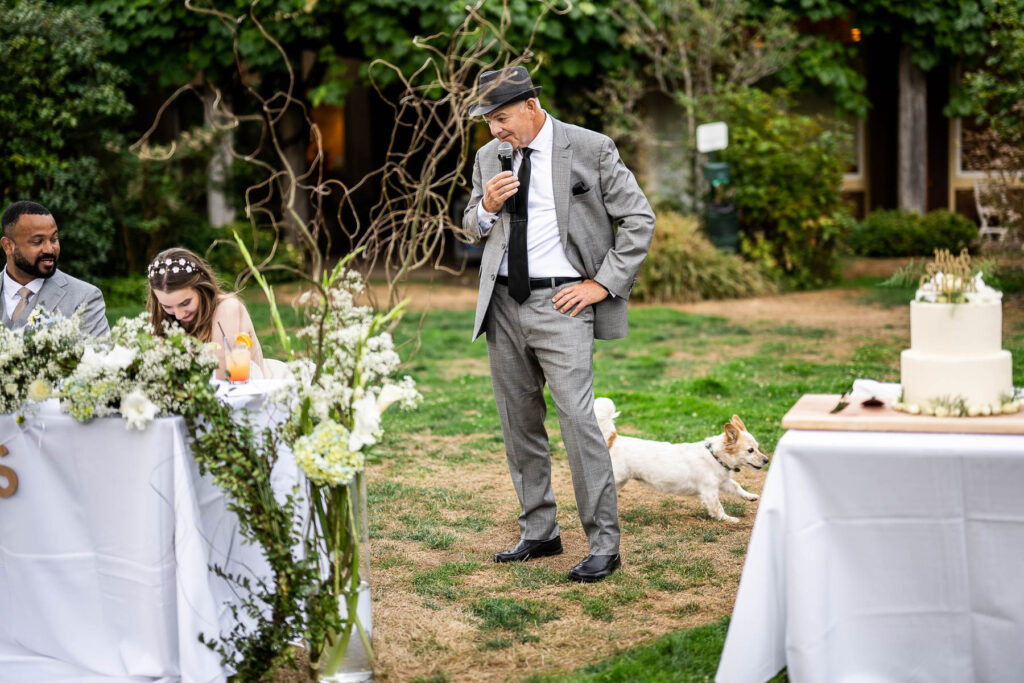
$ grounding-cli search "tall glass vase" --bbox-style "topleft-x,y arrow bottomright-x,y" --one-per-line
311,471 -> 374,682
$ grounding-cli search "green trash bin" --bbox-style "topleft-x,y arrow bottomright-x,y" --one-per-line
706,202 -> 738,253
702,161 -> 738,252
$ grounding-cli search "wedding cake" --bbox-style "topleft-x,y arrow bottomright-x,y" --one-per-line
894,250 -> 1020,417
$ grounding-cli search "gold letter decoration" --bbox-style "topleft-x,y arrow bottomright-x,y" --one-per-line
0,444 -> 17,498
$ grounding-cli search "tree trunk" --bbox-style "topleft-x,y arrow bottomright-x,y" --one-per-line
203,90 -> 236,227
898,45 -> 927,213
278,104 -> 313,246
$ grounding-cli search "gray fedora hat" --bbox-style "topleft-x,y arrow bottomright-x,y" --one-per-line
468,66 -> 542,117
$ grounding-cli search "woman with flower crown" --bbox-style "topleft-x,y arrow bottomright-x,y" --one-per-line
146,247 -> 266,379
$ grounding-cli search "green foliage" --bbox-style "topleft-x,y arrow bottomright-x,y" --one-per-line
708,87 -> 850,289
632,211 -> 777,302
62,0 -> 349,99
920,210 -> 979,254
847,209 -> 977,257
779,35 -> 869,117
522,617 -> 734,682
471,597 -> 560,633
759,0 -> 992,118
953,0 -> 1024,147
0,1 -> 131,279
989,262 -> 1024,295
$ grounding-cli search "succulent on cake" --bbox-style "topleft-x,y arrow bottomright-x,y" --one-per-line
915,248 -> 1002,304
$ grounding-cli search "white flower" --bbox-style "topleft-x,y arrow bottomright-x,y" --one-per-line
121,390 -> 158,430
78,346 -> 104,373
103,345 -> 137,370
349,393 -> 381,451
378,377 -> 421,412
4,383 -> 17,396
377,383 -> 406,412
26,379 -> 51,402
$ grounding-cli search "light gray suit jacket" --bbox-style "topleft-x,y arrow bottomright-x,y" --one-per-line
1,269 -> 110,336
463,115 -> 655,341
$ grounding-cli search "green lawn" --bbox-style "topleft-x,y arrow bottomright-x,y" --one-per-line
110,289 -> 1024,681
380,301 -> 1023,681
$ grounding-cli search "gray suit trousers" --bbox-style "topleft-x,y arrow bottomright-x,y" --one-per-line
486,282 -> 620,555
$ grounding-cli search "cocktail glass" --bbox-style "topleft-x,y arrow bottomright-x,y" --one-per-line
225,343 -> 252,384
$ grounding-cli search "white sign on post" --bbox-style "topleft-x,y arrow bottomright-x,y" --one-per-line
696,121 -> 728,153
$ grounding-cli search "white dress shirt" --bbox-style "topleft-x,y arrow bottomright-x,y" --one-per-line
2,267 -> 44,322
477,113 -> 582,279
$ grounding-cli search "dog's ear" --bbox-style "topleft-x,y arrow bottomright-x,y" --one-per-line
723,422 -> 739,443
730,415 -> 746,432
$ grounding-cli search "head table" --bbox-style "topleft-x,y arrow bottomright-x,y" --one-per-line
0,380 -> 297,682
716,388 -> 1024,682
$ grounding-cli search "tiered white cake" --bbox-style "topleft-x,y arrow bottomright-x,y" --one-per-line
897,272 -> 1019,416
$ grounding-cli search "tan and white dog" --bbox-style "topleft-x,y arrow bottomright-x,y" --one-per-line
594,398 -> 769,523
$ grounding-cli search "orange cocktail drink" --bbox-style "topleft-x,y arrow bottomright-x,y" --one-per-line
225,333 -> 253,383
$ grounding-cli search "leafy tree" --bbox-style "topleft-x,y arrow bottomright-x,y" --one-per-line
955,0 -> 1024,140
0,1 -> 132,278
708,86 -> 850,289
759,0 -> 994,117
952,0 -> 1024,237
604,0 -> 804,208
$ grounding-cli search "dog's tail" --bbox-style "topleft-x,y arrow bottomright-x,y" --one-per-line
593,397 -> 619,447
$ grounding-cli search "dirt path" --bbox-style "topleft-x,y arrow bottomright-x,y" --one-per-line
370,279 -> 910,334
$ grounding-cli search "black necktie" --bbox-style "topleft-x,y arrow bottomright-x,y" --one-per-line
507,147 -> 533,304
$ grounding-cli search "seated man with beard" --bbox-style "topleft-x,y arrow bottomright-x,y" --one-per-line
1,201 -> 109,336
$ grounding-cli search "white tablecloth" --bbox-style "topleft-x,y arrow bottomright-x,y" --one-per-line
0,382 -> 295,682
716,428 -> 1024,682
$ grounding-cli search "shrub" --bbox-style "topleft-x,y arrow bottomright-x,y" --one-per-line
988,262 -> 1024,295
0,1 -> 131,279
920,210 -> 978,254
847,209 -> 978,257
633,211 -> 776,302
706,86 -> 850,289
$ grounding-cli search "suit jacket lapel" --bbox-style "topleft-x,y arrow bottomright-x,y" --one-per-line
25,271 -> 68,325
480,149 -> 511,245
551,118 -> 573,251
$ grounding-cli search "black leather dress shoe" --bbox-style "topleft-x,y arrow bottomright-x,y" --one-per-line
568,553 -> 621,582
494,536 -> 563,563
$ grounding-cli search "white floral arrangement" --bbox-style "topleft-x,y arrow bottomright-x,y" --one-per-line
61,314 -> 218,429
285,266 -> 420,482
0,311 -> 84,417
232,247 -> 420,675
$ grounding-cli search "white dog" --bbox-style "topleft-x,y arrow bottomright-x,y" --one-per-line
594,397 -> 769,523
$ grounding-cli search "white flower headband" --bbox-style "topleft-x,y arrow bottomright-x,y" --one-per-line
148,256 -> 198,279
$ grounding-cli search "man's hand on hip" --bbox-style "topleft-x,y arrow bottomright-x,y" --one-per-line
552,280 -> 608,316
482,171 -> 520,213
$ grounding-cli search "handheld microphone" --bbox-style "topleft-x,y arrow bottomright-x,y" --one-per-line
497,141 -> 516,214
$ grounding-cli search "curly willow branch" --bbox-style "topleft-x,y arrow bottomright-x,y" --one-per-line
135,0 -> 566,321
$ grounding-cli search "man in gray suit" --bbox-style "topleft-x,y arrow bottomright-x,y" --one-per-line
463,66 -> 655,582
1,201 -> 109,336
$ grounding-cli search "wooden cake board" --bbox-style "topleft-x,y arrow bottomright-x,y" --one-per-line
782,394 -> 1024,435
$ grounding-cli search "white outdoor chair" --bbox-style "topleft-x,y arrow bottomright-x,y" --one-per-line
974,180 -> 1010,242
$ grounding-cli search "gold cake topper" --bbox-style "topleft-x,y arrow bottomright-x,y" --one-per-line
921,248 -> 975,299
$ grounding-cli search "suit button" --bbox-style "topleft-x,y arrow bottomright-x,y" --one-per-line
490,274 -> 495,280
500,242 -> 506,249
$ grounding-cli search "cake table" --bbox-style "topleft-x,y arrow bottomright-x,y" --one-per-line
716,389 -> 1024,682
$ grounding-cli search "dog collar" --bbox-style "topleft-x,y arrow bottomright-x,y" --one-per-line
705,440 -> 740,472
